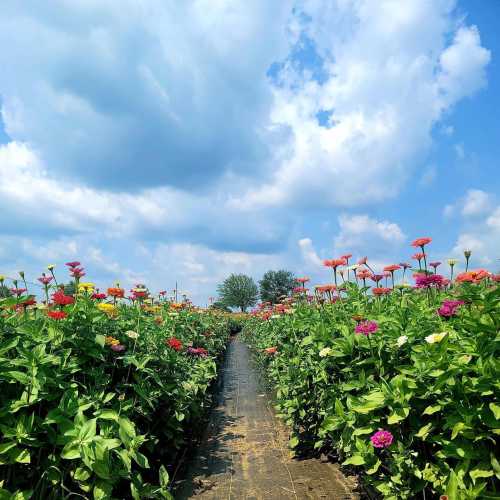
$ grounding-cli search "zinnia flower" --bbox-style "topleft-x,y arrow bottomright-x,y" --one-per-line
167,338 -> 183,351
397,335 -> 408,347
372,287 -> 391,296
415,274 -> 448,288
412,253 -> 426,261
371,274 -> 384,283
429,261 -> 441,269
187,347 -> 208,357
10,288 -> 27,296
355,320 -> 378,336
78,282 -> 95,293
323,258 -> 347,268
399,262 -> 411,269
411,237 -> 432,247
111,344 -> 126,352
425,332 -> 448,344
107,287 -> 125,298
65,261 -> 81,268
47,310 -> 67,320
371,430 -> 393,448
455,269 -> 491,284
296,277 -> 310,284
383,264 -> 401,272
125,330 -> 139,339
97,303 -> 117,315
264,346 -> 277,355
52,290 -> 74,306
437,299 -> 464,317
70,267 -> 85,279
38,275 -> 53,285
91,293 -> 107,300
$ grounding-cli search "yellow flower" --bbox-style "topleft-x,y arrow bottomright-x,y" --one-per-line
78,282 -> 95,293
0,275 -> 5,283
447,259 -> 458,266
425,332 -> 448,344
105,335 -> 120,345
98,303 -> 118,315
47,264 -> 55,271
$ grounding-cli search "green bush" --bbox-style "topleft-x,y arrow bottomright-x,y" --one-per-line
243,280 -> 499,499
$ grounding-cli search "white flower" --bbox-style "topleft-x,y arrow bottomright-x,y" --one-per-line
396,335 -> 408,347
125,330 -> 139,339
425,332 -> 447,344
319,347 -> 332,357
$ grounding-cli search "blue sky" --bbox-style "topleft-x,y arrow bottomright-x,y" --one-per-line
0,0 -> 499,304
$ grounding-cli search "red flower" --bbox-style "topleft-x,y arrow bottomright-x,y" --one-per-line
167,338 -> 183,351
264,346 -> 277,355
91,293 -> 107,300
21,298 -> 37,307
47,310 -> 67,320
383,264 -> 401,272
65,261 -> 81,268
52,290 -> 75,306
411,237 -> 432,247
10,288 -> 27,296
412,252 -> 426,261
372,287 -> 391,296
341,254 -> 352,260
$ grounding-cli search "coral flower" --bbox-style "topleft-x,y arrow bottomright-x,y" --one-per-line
371,430 -> 393,448
323,258 -> 346,268
52,290 -> 75,306
455,269 -> 491,283
371,274 -> 384,283
383,265 -> 401,272
372,287 -> 391,296
264,346 -> 278,355
355,320 -> 378,336
47,310 -> 67,320
412,253 -> 426,261
341,254 -> 352,260
296,277 -> 310,284
167,338 -> 183,351
411,237 -> 432,247
356,269 -> 372,280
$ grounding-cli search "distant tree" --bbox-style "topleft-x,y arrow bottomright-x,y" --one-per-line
0,285 -> 12,298
259,270 -> 296,304
217,274 -> 258,312
63,281 -> 76,296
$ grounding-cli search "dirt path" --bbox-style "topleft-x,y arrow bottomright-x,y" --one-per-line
175,337 -> 358,500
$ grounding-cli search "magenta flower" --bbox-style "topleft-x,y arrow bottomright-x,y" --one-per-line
355,320 -> 378,336
38,275 -> 53,285
370,430 -> 393,448
415,274 -> 448,288
111,344 -> 126,352
437,299 -> 464,318
187,347 -> 208,357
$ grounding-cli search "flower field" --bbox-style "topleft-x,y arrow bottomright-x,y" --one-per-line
0,263 -> 232,499
243,241 -> 500,499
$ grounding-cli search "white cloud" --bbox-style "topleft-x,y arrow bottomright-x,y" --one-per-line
233,1 -> 490,209
334,214 -> 405,250
418,165 -> 437,187
298,238 -> 323,267
462,189 -> 492,216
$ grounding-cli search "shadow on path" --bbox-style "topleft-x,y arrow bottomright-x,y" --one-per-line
175,337 -> 358,499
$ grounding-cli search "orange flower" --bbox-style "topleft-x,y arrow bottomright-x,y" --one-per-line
296,277 -> 310,284
373,287 -> 391,296
412,253 -> 426,261
411,237 -> 432,247
107,287 -> 125,298
323,258 -> 347,268
455,269 -> 491,283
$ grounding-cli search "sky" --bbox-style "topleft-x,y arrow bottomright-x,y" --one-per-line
0,0 -> 499,304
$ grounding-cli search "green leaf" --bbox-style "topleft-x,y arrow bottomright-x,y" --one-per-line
444,470 -> 458,499
159,465 -> 170,489
93,480 -> 113,500
469,469 -> 494,483
73,466 -> 92,482
61,442 -> 80,460
415,423 -> 433,440
79,418 -> 97,443
289,436 -> 299,449
97,410 -> 119,421
352,427 -> 373,436
342,454 -> 365,466
95,335 -> 105,348
422,404 -> 441,415
489,403 -> 500,420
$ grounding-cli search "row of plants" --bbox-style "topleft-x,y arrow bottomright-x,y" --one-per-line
243,241 -> 499,499
0,262 -> 232,499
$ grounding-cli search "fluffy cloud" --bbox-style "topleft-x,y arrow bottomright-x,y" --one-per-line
443,188 -> 492,217
233,0 -> 490,209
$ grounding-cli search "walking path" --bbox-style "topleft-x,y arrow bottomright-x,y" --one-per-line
175,337 -> 358,499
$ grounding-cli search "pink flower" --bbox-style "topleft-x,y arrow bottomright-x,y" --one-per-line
111,344 -> 126,352
65,261 -> 81,268
370,430 -> 393,448
355,320 -> 378,336
38,275 -> 53,285
437,299 -> 464,318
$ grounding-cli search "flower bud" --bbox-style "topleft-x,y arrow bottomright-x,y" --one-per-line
464,249 -> 472,259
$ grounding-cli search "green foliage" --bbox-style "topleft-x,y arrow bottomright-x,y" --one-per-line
0,285 -> 12,298
63,281 -> 76,296
259,270 -> 296,304
0,295 -> 231,498
243,280 -> 500,499
217,274 -> 258,312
